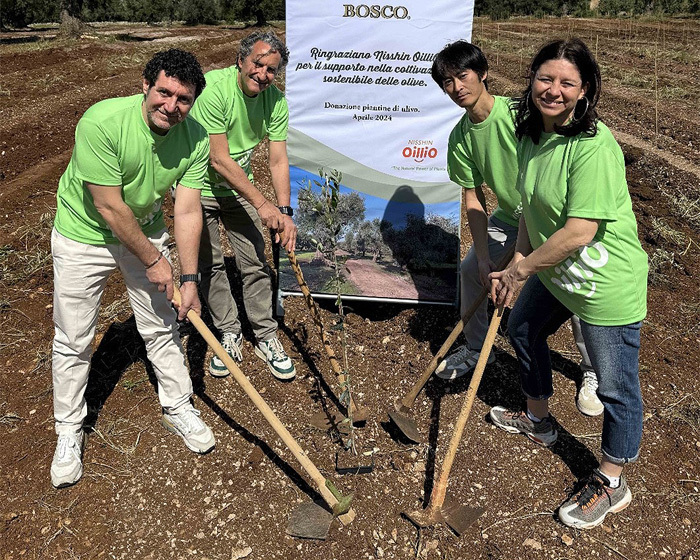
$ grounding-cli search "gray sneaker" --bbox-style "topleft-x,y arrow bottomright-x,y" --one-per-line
209,332 -> 243,378
576,370 -> 604,417
162,406 -> 215,454
51,431 -> 85,488
435,344 -> 495,380
255,337 -> 296,380
489,406 -> 558,446
558,470 -> 632,529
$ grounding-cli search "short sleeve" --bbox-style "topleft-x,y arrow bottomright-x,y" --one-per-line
72,117 -> 121,186
177,130 -> 211,190
447,124 -> 482,189
567,139 -> 623,221
190,83 -> 229,135
267,95 -> 289,142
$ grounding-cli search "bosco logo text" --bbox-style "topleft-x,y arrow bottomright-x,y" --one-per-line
343,4 -> 410,19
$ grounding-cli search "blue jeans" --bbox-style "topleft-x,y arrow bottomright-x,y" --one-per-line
508,275 -> 643,464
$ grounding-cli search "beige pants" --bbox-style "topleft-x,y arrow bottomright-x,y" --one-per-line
51,228 -> 192,435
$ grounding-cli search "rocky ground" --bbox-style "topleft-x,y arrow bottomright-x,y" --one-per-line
1,18 -> 698,560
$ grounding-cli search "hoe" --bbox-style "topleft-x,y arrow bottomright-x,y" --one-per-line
287,250 -> 369,427
404,305 -> 504,535
388,249 -> 513,443
173,287 -> 355,539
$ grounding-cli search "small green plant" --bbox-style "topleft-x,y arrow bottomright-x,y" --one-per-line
299,168 -> 357,454
123,376 -> 148,391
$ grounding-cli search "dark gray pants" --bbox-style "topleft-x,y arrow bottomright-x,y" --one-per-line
199,194 -> 277,342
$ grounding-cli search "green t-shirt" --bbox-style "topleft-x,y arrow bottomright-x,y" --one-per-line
516,122 -> 648,326
447,95 -> 521,227
54,94 -> 210,245
188,66 -> 289,198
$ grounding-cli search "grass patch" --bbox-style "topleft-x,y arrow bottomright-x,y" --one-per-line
123,375 -> 148,392
15,211 -> 54,246
647,248 -> 677,286
662,189 -> 700,230
0,246 -> 52,285
99,293 -> 132,325
659,394 -> 700,433
650,217 -> 686,247
91,415 -> 142,456
679,301 -> 700,334
0,212 -> 54,285
659,85 -> 692,101
322,276 -> 360,296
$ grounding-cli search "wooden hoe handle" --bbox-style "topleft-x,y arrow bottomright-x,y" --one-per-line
427,305 -> 505,511
172,286 -> 356,525
287,250 -> 363,417
399,248 -> 515,411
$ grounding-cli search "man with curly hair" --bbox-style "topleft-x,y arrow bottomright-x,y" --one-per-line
51,49 -> 215,489
188,31 -> 297,381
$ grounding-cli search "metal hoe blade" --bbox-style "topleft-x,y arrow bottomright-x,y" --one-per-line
287,502 -> 333,540
404,494 -> 484,535
441,494 -> 484,535
387,408 -> 422,443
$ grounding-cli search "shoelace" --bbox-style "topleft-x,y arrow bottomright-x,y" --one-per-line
575,475 -> 611,510
582,370 -> 599,391
449,345 -> 471,363
176,408 -> 204,434
56,435 -> 78,462
222,333 -> 243,361
265,338 -> 286,362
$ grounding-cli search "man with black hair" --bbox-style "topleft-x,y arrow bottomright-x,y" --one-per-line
189,30 -> 297,381
51,49 -> 215,489
432,41 -> 601,419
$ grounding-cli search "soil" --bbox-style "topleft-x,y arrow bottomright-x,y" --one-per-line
1,18 -> 699,560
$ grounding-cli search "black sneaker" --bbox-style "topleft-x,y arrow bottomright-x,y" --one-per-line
489,406 -> 558,446
558,470 -> 632,529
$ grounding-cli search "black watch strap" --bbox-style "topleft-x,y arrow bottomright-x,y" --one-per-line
180,273 -> 201,285
278,205 -> 294,217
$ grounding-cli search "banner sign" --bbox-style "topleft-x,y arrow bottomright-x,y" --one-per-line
281,0 -> 474,304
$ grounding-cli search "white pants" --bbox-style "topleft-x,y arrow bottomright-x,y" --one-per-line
51,228 -> 193,434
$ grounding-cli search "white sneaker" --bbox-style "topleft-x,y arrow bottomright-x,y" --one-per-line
209,332 -> 243,377
435,344 -> 495,380
577,370 -> 604,416
161,406 -> 215,454
255,337 -> 296,380
51,431 -> 85,488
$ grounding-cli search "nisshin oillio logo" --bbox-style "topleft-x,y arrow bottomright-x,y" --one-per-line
402,141 -> 437,162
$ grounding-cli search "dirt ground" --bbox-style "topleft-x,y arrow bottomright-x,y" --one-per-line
1,18 -> 699,560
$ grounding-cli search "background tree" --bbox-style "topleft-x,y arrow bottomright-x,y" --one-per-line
353,219 -> 390,262
226,0 -> 284,25
297,181 -> 365,258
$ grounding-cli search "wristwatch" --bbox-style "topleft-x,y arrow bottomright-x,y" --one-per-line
180,273 -> 201,285
278,205 -> 294,217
